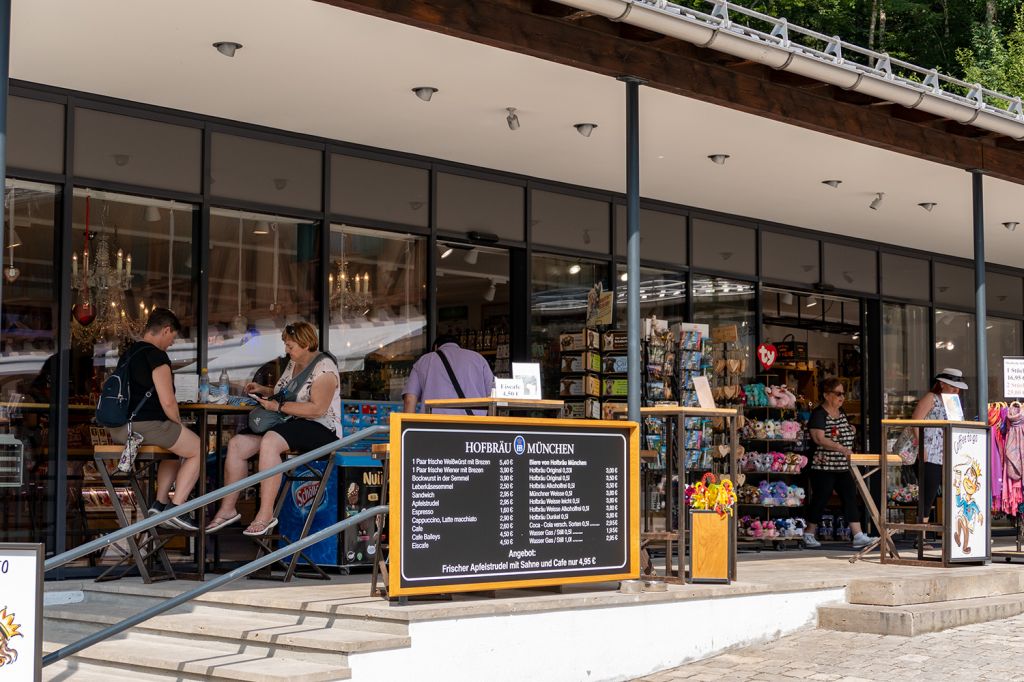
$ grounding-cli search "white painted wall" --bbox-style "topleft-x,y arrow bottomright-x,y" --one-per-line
347,587 -> 845,682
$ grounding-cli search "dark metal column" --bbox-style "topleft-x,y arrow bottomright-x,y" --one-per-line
619,76 -> 645,423
973,170 -> 988,417
0,0 -> 11,318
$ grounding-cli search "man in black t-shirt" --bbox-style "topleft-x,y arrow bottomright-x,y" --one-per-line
106,308 -> 202,531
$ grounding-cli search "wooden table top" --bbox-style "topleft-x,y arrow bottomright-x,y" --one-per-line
606,405 -> 742,418
850,453 -> 903,466
424,398 -> 565,410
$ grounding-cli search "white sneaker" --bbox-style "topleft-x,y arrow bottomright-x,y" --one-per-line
852,532 -> 877,549
803,534 -> 821,548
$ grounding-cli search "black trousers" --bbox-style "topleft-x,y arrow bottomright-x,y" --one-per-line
806,468 -> 861,526
921,462 -> 943,520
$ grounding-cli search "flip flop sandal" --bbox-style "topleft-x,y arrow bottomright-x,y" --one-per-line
206,513 -> 242,533
242,518 -> 279,537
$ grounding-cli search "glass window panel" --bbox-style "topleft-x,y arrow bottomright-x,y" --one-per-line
1,179 -> 59,549
691,218 -> 756,276
882,303 -> 930,418
934,263 -> 974,308
74,108 -> 200,193
614,265 -> 686,327
987,272 -> 1022,316
437,173 -> 523,241
437,242 -> 511,377
762,232 -> 819,284
823,243 -> 876,294
208,208 -> 320,383
988,317 -> 1022,401
934,310 -> 978,419
328,225 -> 427,400
7,96 -> 64,173
531,254 -> 610,399
692,276 -> 756,389
881,253 -> 929,300
614,205 -> 687,265
330,155 -> 428,228
532,190 -> 609,254
211,133 -> 322,211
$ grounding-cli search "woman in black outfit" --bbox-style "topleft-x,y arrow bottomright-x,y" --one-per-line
802,377 -> 877,549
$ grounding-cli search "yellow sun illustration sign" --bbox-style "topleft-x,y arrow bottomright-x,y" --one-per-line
0,607 -> 23,668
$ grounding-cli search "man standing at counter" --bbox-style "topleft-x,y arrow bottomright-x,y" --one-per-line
403,335 -> 494,415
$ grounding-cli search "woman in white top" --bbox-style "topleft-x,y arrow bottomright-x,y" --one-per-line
207,321 -> 341,537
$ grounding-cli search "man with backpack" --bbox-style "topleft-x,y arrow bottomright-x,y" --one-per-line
101,308 -> 202,530
402,335 -> 494,415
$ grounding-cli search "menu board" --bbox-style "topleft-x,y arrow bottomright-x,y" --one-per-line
390,415 -> 639,596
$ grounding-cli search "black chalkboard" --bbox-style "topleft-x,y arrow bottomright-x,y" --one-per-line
391,417 -> 638,595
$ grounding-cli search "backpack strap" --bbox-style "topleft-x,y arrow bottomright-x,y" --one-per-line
281,353 -> 327,400
436,349 -> 475,416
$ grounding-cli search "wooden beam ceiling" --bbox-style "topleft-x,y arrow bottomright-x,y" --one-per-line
317,0 -> 1024,186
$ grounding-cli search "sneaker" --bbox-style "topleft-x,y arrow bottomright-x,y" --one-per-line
852,532 -> 877,549
170,510 -> 198,532
147,500 -> 167,517
803,534 -> 821,548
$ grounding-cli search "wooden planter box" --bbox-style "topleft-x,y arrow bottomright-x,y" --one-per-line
688,509 -> 733,584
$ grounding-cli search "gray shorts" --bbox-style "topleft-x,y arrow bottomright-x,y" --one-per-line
107,420 -> 183,449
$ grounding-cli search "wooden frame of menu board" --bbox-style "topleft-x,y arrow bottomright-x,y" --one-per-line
388,414 -> 640,597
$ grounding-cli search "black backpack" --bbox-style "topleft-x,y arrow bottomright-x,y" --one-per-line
95,347 -> 154,428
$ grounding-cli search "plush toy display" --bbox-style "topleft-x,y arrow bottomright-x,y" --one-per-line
779,420 -> 802,441
750,518 -> 763,538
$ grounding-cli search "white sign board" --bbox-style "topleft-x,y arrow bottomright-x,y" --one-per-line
947,427 -> 990,562
492,378 -> 525,399
1004,357 -> 1024,398
941,393 -> 964,422
511,363 -> 542,400
691,375 -> 716,410
0,544 -> 42,681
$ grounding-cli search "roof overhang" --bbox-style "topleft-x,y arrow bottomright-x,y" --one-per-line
9,0 -> 1024,265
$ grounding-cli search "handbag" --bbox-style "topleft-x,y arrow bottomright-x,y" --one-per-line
248,353 -> 326,434
894,427 -> 918,465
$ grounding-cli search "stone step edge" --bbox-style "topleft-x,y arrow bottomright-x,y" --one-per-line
43,656 -> 212,682
845,570 -> 1024,606
41,636 -> 353,682
818,593 -> 1024,636
45,607 -> 411,655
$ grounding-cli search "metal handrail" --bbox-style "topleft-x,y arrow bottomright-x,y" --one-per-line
44,424 -> 388,572
42,504 -> 388,667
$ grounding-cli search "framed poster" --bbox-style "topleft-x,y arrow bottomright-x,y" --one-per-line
946,426 -> 990,563
0,544 -> 43,681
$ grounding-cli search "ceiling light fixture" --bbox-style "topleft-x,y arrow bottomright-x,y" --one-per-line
780,292 -> 794,305
505,107 -> 520,131
7,227 -> 21,249
213,41 -> 243,58
821,179 -> 842,188
412,86 -> 438,102
483,279 -> 497,302
707,154 -> 730,165
918,202 -> 937,212
440,245 -> 454,259
569,263 -> 582,275
806,298 -> 818,308
273,178 -> 288,191
253,220 -> 270,236
144,205 -> 161,222
869,192 -> 885,210
620,272 -> 628,282
574,123 -> 597,137
464,248 -> 479,265
113,154 -> 130,167
1004,221 -> 1019,232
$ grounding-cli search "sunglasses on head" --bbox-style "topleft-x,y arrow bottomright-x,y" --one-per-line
284,324 -> 296,336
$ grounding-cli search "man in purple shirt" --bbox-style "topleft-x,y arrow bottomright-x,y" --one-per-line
403,335 -> 495,415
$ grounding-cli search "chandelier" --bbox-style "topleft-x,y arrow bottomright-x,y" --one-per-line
70,197 -> 142,348
328,260 -> 373,319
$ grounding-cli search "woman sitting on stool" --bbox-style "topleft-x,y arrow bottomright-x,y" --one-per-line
207,321 -> 341,537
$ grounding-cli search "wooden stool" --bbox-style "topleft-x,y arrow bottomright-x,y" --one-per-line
849,453 -> 902,563
249,450 -> 335,582
92,444 -> 179,583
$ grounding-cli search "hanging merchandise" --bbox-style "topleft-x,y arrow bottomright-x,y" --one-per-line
1002,402 -> 1024,516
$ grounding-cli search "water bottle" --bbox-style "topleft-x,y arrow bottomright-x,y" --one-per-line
217,369 -> 230,404
198,368 -> 210,403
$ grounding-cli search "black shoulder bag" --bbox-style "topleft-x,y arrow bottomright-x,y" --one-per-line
435,349 -> 476,416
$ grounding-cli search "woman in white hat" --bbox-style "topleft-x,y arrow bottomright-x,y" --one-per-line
911,368 -> 968,530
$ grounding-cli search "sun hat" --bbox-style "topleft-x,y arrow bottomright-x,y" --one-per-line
935,368 -> 968,390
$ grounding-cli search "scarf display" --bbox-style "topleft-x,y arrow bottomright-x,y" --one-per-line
992,402 -> 1024,516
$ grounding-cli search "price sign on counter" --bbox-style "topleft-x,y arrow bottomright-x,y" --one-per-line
389,415 -> 639,596
0,544 -> 43,681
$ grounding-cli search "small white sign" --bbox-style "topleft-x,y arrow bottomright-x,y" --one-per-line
691,375 -> 716,410
492,378 -> 525,399
512,363 -> 542,400
1004,357 -> 1024,398
174,373 -> 199,403
0,544 -> 42,681
942,393 -> 964,422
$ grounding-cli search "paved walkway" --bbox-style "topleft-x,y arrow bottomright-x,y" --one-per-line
637,613 -> 1024,681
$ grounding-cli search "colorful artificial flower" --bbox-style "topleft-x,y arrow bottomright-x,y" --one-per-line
685,472 -> 738,517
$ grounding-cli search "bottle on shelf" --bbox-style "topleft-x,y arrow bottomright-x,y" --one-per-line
217,368 -> 230,403
199,368 -> 210,403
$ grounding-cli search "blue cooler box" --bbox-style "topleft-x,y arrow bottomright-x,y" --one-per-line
277,460 -> 339,565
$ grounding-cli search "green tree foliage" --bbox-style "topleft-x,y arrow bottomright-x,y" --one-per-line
957,4 -> 1024,99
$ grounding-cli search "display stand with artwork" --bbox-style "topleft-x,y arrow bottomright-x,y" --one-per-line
880,418 -> 991,567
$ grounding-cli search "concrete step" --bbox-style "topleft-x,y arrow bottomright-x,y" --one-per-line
44,657 -> 210,681
43,622 -> 352,682
846,569 -> 1024,606
77,581 -> 408,635
45,600 -> 410,658
818,592 -> 1024,636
